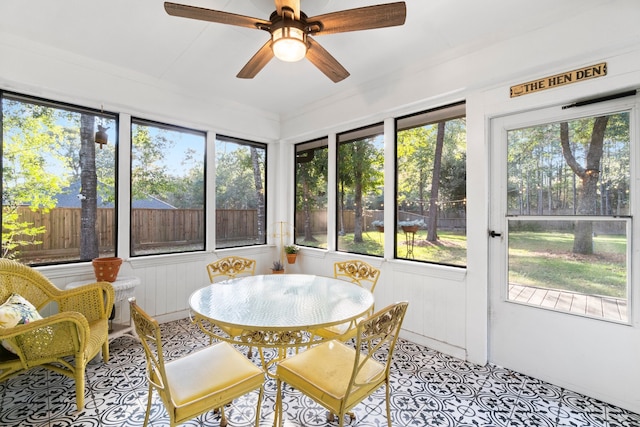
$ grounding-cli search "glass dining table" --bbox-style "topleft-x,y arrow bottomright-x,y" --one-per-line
189,273 -> 374,371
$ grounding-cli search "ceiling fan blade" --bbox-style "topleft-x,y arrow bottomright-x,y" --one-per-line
164,2 -> 270,29
307,2 -> 406,35
237,40 -> 275,79
275,0 -> 300,19
306,37 -> 349,83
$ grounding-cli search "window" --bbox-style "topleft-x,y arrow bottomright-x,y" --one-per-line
294,138 -> 328,248
1,92 -> 117,265
215,135 -> 266,248
130,119 -> 205,256
396,102 -> 466,266
506,111 -> 630,321
336,124 -> 384,256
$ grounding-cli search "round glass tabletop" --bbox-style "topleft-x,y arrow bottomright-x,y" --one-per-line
189,274 -> 374,329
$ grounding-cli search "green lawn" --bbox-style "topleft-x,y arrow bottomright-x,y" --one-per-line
508,231 -> 626,298
299,229 -> 467,266
299,229 -> 627,299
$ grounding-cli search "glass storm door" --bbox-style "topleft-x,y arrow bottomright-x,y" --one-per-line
488,96 -> 635,384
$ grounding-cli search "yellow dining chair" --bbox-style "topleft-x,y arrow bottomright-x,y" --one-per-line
129,298 -> 264,427
205,256 -> 257,357
275,301 -> 409,427
206,256 -> 256,282
311,259 -> 381,341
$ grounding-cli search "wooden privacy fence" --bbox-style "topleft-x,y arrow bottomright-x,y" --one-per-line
10,207 -> 466,256
14,207 -> 115,251
132,208 -> 204,246
10,207 -> 258,255
295,210 -> 466,234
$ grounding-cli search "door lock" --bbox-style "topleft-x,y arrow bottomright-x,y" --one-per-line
489,230 -> 502,238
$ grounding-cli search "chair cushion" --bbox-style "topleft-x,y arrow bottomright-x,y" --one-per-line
165,341 -> 264,407
277,340 -> 385,409
0,293 -> 43,353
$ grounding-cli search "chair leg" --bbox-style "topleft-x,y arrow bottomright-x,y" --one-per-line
143,384 -> 153,427
385,381 -> 392,427
219,406 -> 228,427
254,385 -> 264,427
247,347 -> 253,359
327,412 -> 355,424
102,341 -> 110,362
75,364 -> 85,409
275,380 -> 283,427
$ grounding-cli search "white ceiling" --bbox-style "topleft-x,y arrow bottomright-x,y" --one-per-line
0,0 -> 617,116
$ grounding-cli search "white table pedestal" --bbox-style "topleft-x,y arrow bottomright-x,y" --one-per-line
66,276 -> 140,341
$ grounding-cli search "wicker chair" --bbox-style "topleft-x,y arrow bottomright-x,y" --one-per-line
0,259 -> 114,409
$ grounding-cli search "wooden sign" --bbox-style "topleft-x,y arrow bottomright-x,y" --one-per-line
510,62 -> 607,98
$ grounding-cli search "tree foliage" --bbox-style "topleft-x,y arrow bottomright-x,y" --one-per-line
507,112 -> 630,255
295,145 -> 328,242
131,125 -> 179,203
397,117 -> 467,244
215,141 -> 264,209
2,100 -> 68,258
337,136 -> 384,243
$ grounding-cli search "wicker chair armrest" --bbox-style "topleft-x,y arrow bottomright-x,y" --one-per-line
0,311 -> 90,361
58,282 -> 115,323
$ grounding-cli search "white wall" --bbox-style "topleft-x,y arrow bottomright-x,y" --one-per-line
274,3 -> 640,414
2,1 -> 640,414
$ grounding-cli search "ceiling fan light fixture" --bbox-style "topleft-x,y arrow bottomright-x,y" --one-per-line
272,25 -> 307,62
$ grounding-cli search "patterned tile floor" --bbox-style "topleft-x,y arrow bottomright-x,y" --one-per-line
1,317 -> 639,427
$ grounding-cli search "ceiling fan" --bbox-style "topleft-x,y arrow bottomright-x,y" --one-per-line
164,0 -> 406,83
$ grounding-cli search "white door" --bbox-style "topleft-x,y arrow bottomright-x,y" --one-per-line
488,95 -> 638,406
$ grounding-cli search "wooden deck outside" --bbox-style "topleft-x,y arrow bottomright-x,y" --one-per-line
508,284 -> 627,322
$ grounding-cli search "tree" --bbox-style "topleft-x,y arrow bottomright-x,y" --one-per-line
560,116 -> 609,254
1,100 -> 67,259
295,147 -> 328,242
337,138 -> 383,243
397,126 -> 435,216
78,114 -> 99,260
250,147 -> 265,241
131,125 -> 177,202
397,117 -> 466,242
427,121 -> 445,242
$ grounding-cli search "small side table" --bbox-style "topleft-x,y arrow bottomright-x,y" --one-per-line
66,276 -> 140,341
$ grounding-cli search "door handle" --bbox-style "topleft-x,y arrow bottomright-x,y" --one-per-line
489,230 -> 502,238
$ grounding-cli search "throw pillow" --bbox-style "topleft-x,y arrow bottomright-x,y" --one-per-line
0,293 -> 43,353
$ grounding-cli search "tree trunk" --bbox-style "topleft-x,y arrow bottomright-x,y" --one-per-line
250,147 -> 265,241
79,114 -> 99,260
302,174 -> 317,242
427,121 -> 445,242
354,178 -> 363,243
560,116 -> 609,254
338,180 -> 346,235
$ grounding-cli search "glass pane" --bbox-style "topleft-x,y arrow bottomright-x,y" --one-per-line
131,120 -> 205,256
506,110 -> 630,321
507,112 -> 630,216
2,95 -> 117,265
295,138 -> 328,248
396,107 -> 466,266
508,219 -> 628,322
215,136 -> 266,248
337,124 -> 384,256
